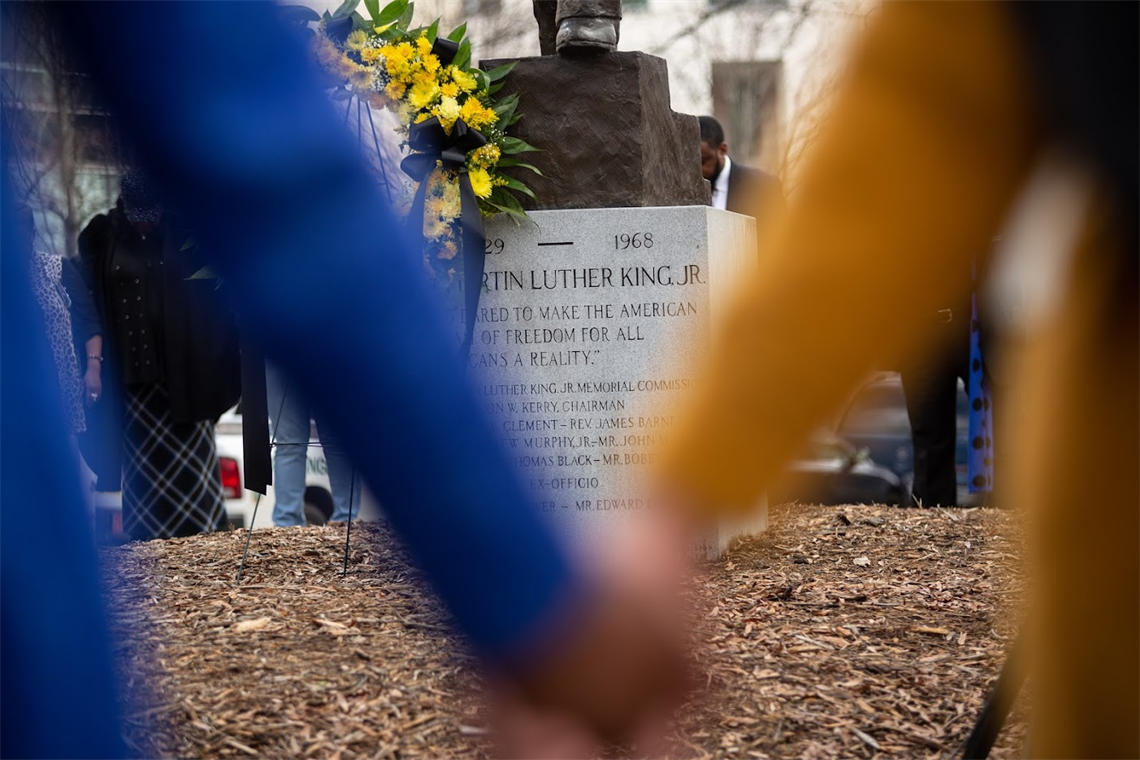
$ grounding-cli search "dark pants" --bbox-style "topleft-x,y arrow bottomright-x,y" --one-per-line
901,310 -> 970,507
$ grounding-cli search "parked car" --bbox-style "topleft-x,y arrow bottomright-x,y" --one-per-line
835,371 -> 978,507
91,406 -> 380,541
772,427 -> 907,506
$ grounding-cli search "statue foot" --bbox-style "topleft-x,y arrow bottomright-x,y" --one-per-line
555,16 -> 618,53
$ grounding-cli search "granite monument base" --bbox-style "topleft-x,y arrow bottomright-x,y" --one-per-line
474,205 -> 766,559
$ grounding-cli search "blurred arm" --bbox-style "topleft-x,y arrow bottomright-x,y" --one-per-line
68,218 -> 106,345
59,1 -> 583,667
662,1 -> 1043,512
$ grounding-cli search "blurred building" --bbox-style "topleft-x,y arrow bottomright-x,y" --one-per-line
0,3 -> 125,257
423,0 -> 874,187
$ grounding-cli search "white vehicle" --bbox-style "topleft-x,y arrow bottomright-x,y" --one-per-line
214,406 -> 381,530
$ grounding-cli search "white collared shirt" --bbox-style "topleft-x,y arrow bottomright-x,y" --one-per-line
711,155 -> 732,211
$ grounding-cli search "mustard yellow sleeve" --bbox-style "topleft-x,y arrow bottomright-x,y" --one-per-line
660,1 -> 1043,513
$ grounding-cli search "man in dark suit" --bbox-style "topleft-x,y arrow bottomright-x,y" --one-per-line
699,115 -> 784,217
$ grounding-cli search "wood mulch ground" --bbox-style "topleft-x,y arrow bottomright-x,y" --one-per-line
102,503 -> 1028,759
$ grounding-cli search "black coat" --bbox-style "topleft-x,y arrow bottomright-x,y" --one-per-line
726,163 -> 785,219
72,207 -> 241,490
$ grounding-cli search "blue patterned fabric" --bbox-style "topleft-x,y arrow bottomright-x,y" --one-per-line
966,284 -> 994,493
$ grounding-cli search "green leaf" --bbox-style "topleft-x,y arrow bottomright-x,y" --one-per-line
452,39 -> 471,70
363,0 -> 380,23
331,0 -> 359,19
446,22 -> 467,42
474,69 -> 490,93
424,18 -> 439,43
396,1 -> 415,29
497,175 -> 536,199
375,0 -> 407,25
351,11 -> 370,31
496,158 -> 543,176
481,60 -> 517,82
484,196 -> 529,224
492,92 -> 519,120
488,81 -> 505,96
499,136 -> 540,154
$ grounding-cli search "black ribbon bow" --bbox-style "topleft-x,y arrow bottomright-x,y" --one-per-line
325,16 -> 354,46
401,115 -> 488,355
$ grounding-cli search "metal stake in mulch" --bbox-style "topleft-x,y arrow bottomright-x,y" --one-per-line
235,373 -> 364,583
237,374 -> 291,585
955,631 -> 1026,759
341,469 -> 358,577
238,92 -> 394,584
334,90 -> 393,578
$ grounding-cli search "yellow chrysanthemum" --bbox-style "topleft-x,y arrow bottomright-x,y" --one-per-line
409,81 -> 440,109
451,68 -> 477,92
347,64 -> 373,90
438,173 -> 461,217
386,60 -> 411,82
385,80 -> 407,100
411,69 -> 436,88
422,53 -> 441,74
360,47 -> 382,63
380,45 -> 412,81
396,102 -> 417,126
468,168 -> 493,199
415,35 -> 432,56
459,97 -> 496,130
345,30 -> 368,52
432,95 -> 461,130
396,41 -> 414,59
414,112 -> 432,123
468,143 -> 501,170
424,212 -> 450,240
316,36 -> 342,68
337,57 -> 358,78
440,82 -> 459,98
438,239 -> 458,261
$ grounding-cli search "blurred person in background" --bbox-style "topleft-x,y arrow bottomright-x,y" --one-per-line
265,360 -> 362,526
899,251 -> 995,508
73,170 -> 242,541
699,114 -> 784,218
660,2 -> 1136,757
20,203 -> 87,440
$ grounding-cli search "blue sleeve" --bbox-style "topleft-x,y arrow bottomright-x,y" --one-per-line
59,1 -> 585,663
1,142 -> 126,759
62,244 -> 102,345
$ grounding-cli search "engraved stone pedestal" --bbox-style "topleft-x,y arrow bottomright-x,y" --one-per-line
472,205 -> 766,559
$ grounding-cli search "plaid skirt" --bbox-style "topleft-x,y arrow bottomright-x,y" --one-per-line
122,383 -> 226,541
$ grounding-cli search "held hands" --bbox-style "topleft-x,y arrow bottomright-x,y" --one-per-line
493,508 -> 697,758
